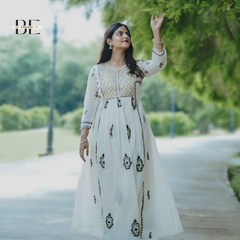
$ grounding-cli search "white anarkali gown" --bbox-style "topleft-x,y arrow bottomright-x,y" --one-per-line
71,43 -> 184,240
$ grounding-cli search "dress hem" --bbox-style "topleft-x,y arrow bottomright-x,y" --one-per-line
71,226 -> 184,240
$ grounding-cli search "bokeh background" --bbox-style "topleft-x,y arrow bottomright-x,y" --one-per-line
0,0 -> 240,239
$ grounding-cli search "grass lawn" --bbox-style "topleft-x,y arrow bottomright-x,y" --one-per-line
0,127 -> 80,165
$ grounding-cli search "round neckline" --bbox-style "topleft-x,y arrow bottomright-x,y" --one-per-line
104,62 -> 126,71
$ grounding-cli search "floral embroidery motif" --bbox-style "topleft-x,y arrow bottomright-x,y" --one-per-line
90,159 -> 93,167
147,190 -> 150,199
110,124 -> 113,137
117,98 -> 122,107
106,213 -> 114,229
149,231 -> 152,239
136,155 -> 144,172
126,125 -> 131,139
123,153 -> 132,170
104,100 -> 109,108
99,153 -> 105,169
159,62 -> 163,68
131,96 -> 136,109
131,219 -> 140,237
93,195 -> 96,203
147,152 -> 149,160
95,91 -> 99,98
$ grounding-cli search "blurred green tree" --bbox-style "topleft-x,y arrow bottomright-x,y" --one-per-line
0,35 -> 101,114
56,0 -> 240,111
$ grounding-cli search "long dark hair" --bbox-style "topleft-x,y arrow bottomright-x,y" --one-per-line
96,22 -> 145,79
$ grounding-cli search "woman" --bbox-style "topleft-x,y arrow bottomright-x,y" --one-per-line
71,13 -> 184,240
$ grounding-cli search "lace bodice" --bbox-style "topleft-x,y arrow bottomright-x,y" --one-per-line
98,63 -> 135,100
80,44 -> 167,130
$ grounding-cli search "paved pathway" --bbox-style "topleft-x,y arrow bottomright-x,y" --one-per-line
0,132 -> 240,240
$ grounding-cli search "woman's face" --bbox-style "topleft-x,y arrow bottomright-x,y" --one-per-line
108,26 -> 131,50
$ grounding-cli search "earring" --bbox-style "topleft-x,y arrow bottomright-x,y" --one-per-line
109,44 -> 112,49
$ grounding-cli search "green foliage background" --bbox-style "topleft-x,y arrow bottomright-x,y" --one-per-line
56,0 -> 240,110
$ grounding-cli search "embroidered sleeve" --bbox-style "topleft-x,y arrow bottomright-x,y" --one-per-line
80,65 -> 100,130
136,43 -> 167,78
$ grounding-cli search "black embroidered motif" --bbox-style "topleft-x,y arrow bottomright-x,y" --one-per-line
153,48 -> 165,56
143,115 -> 146,122
117,98 -> 122,107
97,104 -> 103,131
82,121 -> 92,125
131,96 -> 136,109
147,152 -> 149,160
149,231 -> 152,239
106,213 -> 114,229
93,195 -> 96,203
91,72 -> 95,77
135,81 -> 146,165
84,110 -> 87,114
126,125 -> 131,139
131,219 -> 140,237
104,100 -> 109,108
123,153 -> 132,170
159,62 -> 163,68
90,159 -> 93,167
98,178 -> 103,219
136,155 -> 144,172
99,153 -> 105,169
98,178 -> 101,198
141,182 -> 145,238
95,142 -> 98,164
110,124 -> 113,137
95,91 -> 99,98
147,190 -> 150,199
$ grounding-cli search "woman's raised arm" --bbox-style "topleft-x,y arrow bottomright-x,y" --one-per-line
136,13 -> 167,78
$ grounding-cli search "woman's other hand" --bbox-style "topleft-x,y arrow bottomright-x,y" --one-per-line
79,140 -> 89,162
79,128 -> 89,162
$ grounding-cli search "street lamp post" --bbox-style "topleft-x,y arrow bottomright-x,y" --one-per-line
46,14 -> 58,154
39,7 -> 60,157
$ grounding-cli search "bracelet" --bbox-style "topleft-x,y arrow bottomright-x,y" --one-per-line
80,139 -> 88,144
152,37 -> 163,45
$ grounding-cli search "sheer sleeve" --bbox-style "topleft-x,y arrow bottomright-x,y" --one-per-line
80,65 -> 100,130
136,44 -> 167,78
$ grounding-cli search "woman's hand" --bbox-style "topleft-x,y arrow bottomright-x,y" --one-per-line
79,139 -> 89,162
151,13 -> 164,32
